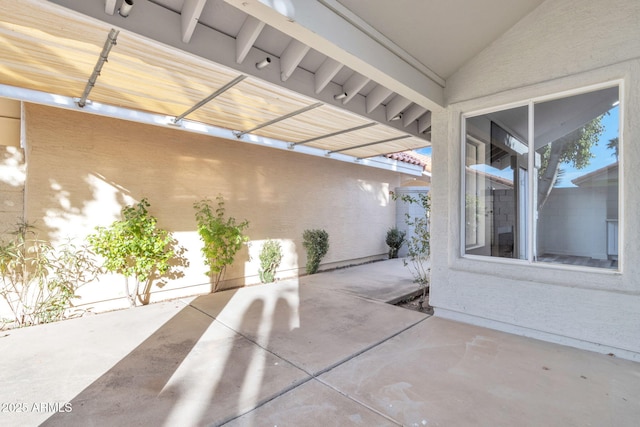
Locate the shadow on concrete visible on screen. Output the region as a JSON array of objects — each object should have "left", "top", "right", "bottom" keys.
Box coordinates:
[
  {"left": 40, "top": 282, "right": 306, "bottom": 427},
  {"left": 37, "top": 290, "right": 242, "bottom": 425}
]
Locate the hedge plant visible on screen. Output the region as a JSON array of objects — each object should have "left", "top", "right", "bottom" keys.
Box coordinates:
[
  {"left": 258, "top": 239, "right": 283, "bottom": 283},
  {"left": 385, "top": 227, "right": 406, "bottom": 259},
  {"left": 302, "top": 229, "right": 329, "bottom": 274}
]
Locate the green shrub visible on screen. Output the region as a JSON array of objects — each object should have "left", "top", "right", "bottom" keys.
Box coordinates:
[
  {"left": 0, "top": 223, "right": 101, "bottom": 327},
  {"left": 88, "top": 198, "right": 182, "bottom": 306},
  {"left": 258, "top": 239, "right": 283, "bottom": 283},
  {"left": 395, "top": 192, "right": 431, "bottom": 304},
  {"left": 302, "top": 229, "right": 329, "bottom": 274},
  {"left": 194, "top": 195, "right": 249, "bottom": 292},
  {"left": 385, "top": 227, "right": 406, "bottom": 258}
]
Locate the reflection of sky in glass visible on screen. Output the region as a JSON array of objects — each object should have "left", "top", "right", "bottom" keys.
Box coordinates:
[
  {"left": 555, "top": 105, "right": 619, "bottom": 188},
  {"left": 417, "top": 106, "right": 619, "bottom": 188},
  {"left": 469, "top": 164, "right": 514, "bottom": 182}
]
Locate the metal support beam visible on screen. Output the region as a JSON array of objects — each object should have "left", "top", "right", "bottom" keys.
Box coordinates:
[
  {"left": 236, "top": 16, "right": 265, "bottom": 63},
  {"left": 366, "top": 85, "right": 392, "bottom": 114},
  {"left": 181, "top": 0, "right": 208, "bottom": 43},
  {"left": 77, "top": 28, "right": 119, "bottom": 108},
  {"left": 105, "top": 0, "right": 116, "bottom": 15},
  {"left": 386, "top": 95, "right": 412, "bottom": 121},
  {"left": 234, "top": 102, "right": 323, "bottom": 137},
  {"left": 328, "top": 135, "right": 411, "bottom": 154},
  {"left": 174, "top": 74, "right": 247, "bottom": 123},
  {"left": 314, "top": 58, "right": 342, "bottom": 94},
  {"left": 292, "top": 122, "right": 376, "bottom": 146},
  {"left": 280, "top": 39, "right": 310, "bottom": 81},
  {"left": 418, "top": 111, "right": 432, "bottom": 134},
  {"left": 341, "top": 73, "right": 370, "bottom": 105},
  {"left": 403, "top": 104, "right": 428, "bottom": 127},
  {"left": 222, "top": 0, "right": 444, "bottom": 109}
]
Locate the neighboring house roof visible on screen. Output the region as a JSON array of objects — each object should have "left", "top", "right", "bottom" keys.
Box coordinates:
[
  {"left": 386, "top": 150, "right": 432, "bottom": 177},
  {"left": 408, "top": 151, "right": 432, "bottom": 174},
  {"left": 386, "top": 151, "right": 425, "bottom": 167},
  {"left": 571, "top": 162, "right": 619, "bottom": 186}
]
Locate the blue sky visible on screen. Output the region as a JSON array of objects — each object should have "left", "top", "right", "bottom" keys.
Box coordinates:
[
  {"left": 557, "top": 105, "right": 619, "bottom": 187},
  {"left": 416, "top": 146, "right": 431, "bottom": 156},
  {"left": 417, "top": 105, "right": 619, "bottom": 187}
]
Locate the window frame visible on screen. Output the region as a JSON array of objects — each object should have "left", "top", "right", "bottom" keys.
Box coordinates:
[{"left": 460, "top": 81, "right": 624, "bottom": 273}]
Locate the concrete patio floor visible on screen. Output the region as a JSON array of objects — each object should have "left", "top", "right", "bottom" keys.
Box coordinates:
[{"left": 1, "top": 259, "right": 639, "bottom": 426}]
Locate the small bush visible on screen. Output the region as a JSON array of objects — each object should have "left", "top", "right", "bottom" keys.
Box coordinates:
[
  {"left": 398, "top": 192, "right": 431, "bottom": 303},
  {"left": 302, "top": 229, "right": 329, "bottom": 275},
  {"left": 88, "top": 198, "right": 181, "bottom": 306},
  {"left": 258, "top": 239, "right": 283, "bottom": 283},
  {"left": 194, "top": 195, "right": 249, "bottom": 292},
  {"left": 0, "top": 223, "right": 101, "bottom": 328},
  {"left": 385, "top": 227, "right": 406, "bottom": 258}
]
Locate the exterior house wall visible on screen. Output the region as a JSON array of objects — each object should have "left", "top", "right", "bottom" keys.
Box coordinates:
[
  {"left": 15, "top": 103, "right": 404, "bottom": 313},
  {"left": 0, "top": 99, "right": 23, "bottom": 228},
  {"left": 431, "top": 0, "right": 640, "bottom": 360}
]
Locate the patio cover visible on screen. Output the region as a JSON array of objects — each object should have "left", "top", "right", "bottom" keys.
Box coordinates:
[{"left": 0, "top": 0, "right": 436, "bottom": 173}]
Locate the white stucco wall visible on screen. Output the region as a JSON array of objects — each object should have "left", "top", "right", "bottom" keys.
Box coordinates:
[
  {"left": 538, "top": 187, "right": 608, "bottom": 259},
  {"left": 431, "top": 0, "right": 640, "bottom": 360},
  {"left": 12, "top": 103, "right": 406, "bottom": 313}
]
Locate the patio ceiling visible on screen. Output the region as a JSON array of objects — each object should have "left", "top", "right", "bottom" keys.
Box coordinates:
[{"left": 0, "top": 0, "right": 544, "bottom": 167}]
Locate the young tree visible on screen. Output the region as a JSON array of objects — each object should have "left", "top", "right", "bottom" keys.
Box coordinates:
[
  {"left": 537, "top": 116, "right": 605, "bottom": 209},
  {"left": 392, "top": 191, "right": 431, "bottom": 308},
  {"left": 88, "top": 199, "right": 182, "bottom": 306},
  {"left": 194, "top": 196, "right": 249, "bottom": 292}
]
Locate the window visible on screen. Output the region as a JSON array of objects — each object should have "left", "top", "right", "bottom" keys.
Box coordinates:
[{"left": 463, "top": 85, "right": 620, "bottom": 270}]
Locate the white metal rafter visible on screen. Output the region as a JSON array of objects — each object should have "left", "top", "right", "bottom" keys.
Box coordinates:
[
  {"left": 181, "top": 0, "right": 207, "bottom": 43},
  {"left": 315, "top": 58, "right": 343, "bottom": 94},
  {"left": 280, "top": 39, "right": 310, "bottom": 82},
  {"left": 236, "top": 16, "right": 265, "bottom": 64},
  {"left": 341, "top": 73, "right": 370, "bottom": 105}
]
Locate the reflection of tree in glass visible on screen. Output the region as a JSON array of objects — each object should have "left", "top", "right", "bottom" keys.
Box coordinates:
[
  {"left": 607, "top": 137, "right": 619, "bottom": 161},
  {"left": 537, "top": 115, "right": 605, "bottom": 209}
]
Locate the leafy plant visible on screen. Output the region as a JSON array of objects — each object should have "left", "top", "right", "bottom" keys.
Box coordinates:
[
  {"left": 393, "top": 192, "right": 431, "bottom": 307},
  {"left": 302, "top": 229, "right": 329, "bottom": 275},
  {"left": 88, "top": 198, "right": 182, "bottom": 306},
  {"left": 0, "top": 223, "right": 101, "bottom": 328},
  {"left": 194, "top": 195, "right": 249, "bottom": 292},
  {"left": 537, "top": 115, "right": 605, "bottom": 208},
  {"left": 258, "top": 239, "right": 283, "bottom": 283},
  {"left": 385, "top": 227, "right": 406, "bottom": 259}
]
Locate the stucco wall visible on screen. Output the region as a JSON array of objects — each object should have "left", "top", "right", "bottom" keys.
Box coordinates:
[
  {"left": 19, "top": 103, "right": 403, "bottom": 312},
  {"left": 431, "top": 0, "right": 640, "bottom": 360},
  {"left": 538, "top": 186, "right": 608, "bottom": 259},
  {"left": 446, "top": 0, "right": 640, "bottom": 104},
  {"left": 0, "top": 99, "right": 23, "bottom": 229}
]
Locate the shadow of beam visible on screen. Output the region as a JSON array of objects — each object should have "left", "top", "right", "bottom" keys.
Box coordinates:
[{"left": 41, "top": 291, "right": 237, "bottom": 426}]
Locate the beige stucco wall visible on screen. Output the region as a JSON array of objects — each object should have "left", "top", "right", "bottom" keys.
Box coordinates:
[
  {"left": 0, "top": 99, "right": 23, "bottom": 230},
  {"left": 19, "top": 103, "right": 404, "bottom": 312},
  {"left": 431, "top": 0, "right": 640, "bottom": 360}
]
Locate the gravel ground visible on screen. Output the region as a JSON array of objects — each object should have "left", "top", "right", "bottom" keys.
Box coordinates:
[{"left": 394, "top": 292, "right": 433, "bottom": 315}]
